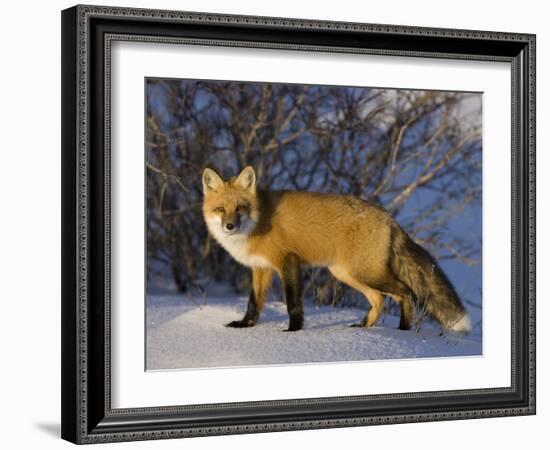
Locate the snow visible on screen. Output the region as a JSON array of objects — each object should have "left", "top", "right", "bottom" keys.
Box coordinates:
[{"left": 146, "top": 284, "right": 482, "bottom": 371}]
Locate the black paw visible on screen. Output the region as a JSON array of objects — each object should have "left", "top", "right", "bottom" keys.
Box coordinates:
[
  {"left": 284, "top": 320, "right": 303, "bottom": 332},
  {"left": 226, "top": 320, "right": 254, "bottom": 328},
  {"left": 349, "top": 323, "right": 364, "bottom": 328}
]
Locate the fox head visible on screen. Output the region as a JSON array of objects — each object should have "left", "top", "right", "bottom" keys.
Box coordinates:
[{"left": 202, "top": 166, "right": 259, "bottom": 237}]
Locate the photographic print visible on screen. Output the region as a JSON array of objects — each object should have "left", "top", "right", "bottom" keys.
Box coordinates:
[
  {"left": 145, "top": 78, "right": 483, "bottom": 371},
  {"left": 61, "top": 7, "right": 535, "bottom": 442}
]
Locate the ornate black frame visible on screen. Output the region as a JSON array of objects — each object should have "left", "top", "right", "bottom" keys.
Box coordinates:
[{"left": 61, "top": 4, "right": 536, "bottom": 444}]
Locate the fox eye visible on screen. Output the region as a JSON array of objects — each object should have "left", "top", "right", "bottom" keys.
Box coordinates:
[
  {"left": 215, "top": 206, "right": 225, "bottom": 213},
  {"left": 236, "top": 204, "right": 247, "bottom": 212}
]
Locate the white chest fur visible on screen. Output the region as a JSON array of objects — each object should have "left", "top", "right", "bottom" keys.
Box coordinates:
[{"left": 205, "top": 218, "right": 272, "bottom": 269}]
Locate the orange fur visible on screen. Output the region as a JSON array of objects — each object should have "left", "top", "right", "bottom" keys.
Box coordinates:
[{"left": 202, "top": 166, "right": 469, "bottom": 332}]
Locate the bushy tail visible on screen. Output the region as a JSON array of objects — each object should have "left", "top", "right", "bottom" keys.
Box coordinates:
[{"left": 389, "top": 224, "right": 471, "bottom": 333}]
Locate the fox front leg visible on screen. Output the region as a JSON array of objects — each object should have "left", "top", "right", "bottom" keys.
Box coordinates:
[
  {"left": 281, "top": 253, "right": 304, "bottom": 331},
  {"left": 226, "top": 268, "right": 272, "bottom": 328}
]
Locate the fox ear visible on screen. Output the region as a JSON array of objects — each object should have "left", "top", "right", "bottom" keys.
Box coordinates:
[
  {"left": 202, "top": 168, "right": 223, "bottom": 194},
  {"left": 234, "top": 166, "right": 256, "bottom": 192}
]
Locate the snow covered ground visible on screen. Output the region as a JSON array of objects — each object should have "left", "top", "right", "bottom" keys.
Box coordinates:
[{"left": 146, "top": 284, "right": 482, "bottom": 371}]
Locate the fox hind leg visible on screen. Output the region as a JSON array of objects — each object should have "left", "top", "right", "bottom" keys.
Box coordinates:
[
  {"left": 329, "top": 265, "right": 384, "bottom": 328},
  {"left": 352, "top": 287, "right": 385, "bottom": 328},
  {"left": 389, "top": 293, "right": 413, "bottom": 331},
  {"left": 364, "top": 288, "right": 385, "bottom": 327},
  {"left": 354, "top": 267, "right": 415, "bottom": 331},
  {"left": 330, "top": 264, "right": 414, "bottom": 330},
  {"left": 373, "top": 279, "right": 414, "bottom": 331}
]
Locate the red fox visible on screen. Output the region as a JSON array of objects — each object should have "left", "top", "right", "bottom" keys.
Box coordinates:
[{"left": 202, "top": 166, "right": 471, "bottom": 333}]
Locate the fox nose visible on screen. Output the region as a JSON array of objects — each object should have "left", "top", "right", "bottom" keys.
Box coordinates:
[{"left": 225, "top": 223, "right": 235, "bottom": 231}]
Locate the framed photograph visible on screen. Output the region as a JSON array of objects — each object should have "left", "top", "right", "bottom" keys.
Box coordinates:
[{"left": 61, "top": 4, "right": 536, "bottom": 444}]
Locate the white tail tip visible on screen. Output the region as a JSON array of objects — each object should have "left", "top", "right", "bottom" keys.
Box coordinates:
[{"left": 450, "top": 314, "right": 471, "bottom": 333}]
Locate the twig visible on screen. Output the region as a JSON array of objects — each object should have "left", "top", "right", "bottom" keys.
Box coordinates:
[{"left": 146, "top": 161, "right": 189, "bottom": 192}]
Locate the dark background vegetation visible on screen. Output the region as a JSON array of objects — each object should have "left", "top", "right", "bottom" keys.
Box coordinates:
[{"left": 145, "top": 78, "right": 482, "bottom": 316}]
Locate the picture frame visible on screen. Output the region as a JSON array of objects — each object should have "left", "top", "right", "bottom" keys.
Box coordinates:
[{"left": 61, "top": 4, "right": 536, "bottom": 444}]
